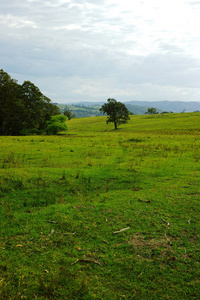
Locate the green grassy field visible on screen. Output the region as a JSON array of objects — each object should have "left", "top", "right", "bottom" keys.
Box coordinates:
[{"left": 0, "top": 113, "right": 200, "bottom": 299}]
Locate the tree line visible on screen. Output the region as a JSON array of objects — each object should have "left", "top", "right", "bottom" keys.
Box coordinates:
[
  {"left": 1, "top": 69, "right": 172, "bottom": 135},
  {"left": 0, "top": 69, "right": 61, "bottom": 135}
]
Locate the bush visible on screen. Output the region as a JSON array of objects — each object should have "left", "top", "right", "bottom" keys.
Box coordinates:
[{"left": 45, "top": 115, "right": 68, "bottom": 135}]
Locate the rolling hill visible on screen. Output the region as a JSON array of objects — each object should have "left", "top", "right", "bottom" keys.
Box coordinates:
[{"left": 56, "top": 100, "right": 200, "bottom": 118}]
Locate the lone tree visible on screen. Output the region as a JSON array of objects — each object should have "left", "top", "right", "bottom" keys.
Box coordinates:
[
  {"left": 145, "top": 107, "right": 159, "bottom": 115},
  {"left": 64, "top": 108, "right": 76, "bottom": 120},
  {"left": 100, "top": 98, "right": 130, "bottom": 129}
]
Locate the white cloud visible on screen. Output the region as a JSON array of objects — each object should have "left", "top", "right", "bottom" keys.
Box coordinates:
[
  {"left": 0, "top": 14, "right": 37, "bottom": 29},
  {"left": 1, "top": 0, "right": 200, "bottom": 103}
]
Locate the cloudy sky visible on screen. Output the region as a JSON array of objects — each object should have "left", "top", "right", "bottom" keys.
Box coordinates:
[{"left": 1, "top": 0, "right": 200, "bottom": 103}]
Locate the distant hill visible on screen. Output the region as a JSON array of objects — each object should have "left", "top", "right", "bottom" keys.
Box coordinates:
[
  {"left": 125, "top": 104, "right": 163, "bottom": 115},
  {"left": 125, "top": 100, "right": 200, "bottom": 113},
  {"left": 57, "top": 103, "right": 148, "bottom": 117},
  {"left": 57, "top": 100, "right": 200, "bottom": 118},
  {"left": 57, "top": 104, "right": 103, "bottom": 118}
]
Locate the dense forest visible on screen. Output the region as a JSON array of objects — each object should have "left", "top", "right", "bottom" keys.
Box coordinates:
[{"left": 0, "top": 69, "right": 60, "bottom": 135}]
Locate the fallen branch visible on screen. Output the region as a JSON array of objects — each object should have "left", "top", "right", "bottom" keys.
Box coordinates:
[
  {"left": 71, "top": 259, "right": 79, "bottom": 266},
  {"left": 164, "top": 233, "right": 172, "bottom": 245},
  {"left": 48, "top": 229, "right": 54, "bottom": 236},
  {"left": 113, "top": 227, "right": 130, "bottom": 235},
  {"left": 103, "top": 240, "right": 109, "bottom": 245},
  {"left": 138, "top": 199, "right": 151, "bottom": 203},
  {"left": 46, "top": 220, "right": 58, "bottom": 224},
  {"left": 41, "top": 251, "right": 50, "bottom": 256},
  {"left": 62, "top": 232, "right": 76, "bottom": 235}
]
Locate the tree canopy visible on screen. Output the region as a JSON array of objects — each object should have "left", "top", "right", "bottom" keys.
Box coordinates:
[
  {"left": 64, "top": 108, "right": 76, "bottom": 120},
  {"left": 100, "top": 98, "right": 130, "bottom": 129},
  {"left": 145, "top": 107, "right": 159, "bottom": 115},
  {"left": 0, "top": 69, "right": 60, "bottom": 135},
  {"left": 45, "top": 115, "right": 68, "bottom": 135}
]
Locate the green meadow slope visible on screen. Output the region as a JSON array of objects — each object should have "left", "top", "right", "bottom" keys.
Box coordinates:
[{"left": 0, "top": 113, "right": 200, "bottom": 299}]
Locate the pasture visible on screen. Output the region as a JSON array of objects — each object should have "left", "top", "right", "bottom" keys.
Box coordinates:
[{"left": 0, "top": 112, "right": 200, "bottom": 299}]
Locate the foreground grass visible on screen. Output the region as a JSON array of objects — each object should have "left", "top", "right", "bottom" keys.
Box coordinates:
[{"left": 0, "top": 113, "right": 200, "bottom": 299}]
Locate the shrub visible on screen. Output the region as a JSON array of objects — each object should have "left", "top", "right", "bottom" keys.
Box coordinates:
[{"left": 45, "top": 115, "right": 68, "bottom": 135}]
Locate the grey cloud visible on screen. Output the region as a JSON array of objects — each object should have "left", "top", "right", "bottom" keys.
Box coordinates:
[
  {"left": 1, "top": 0, "right": 200, "bottom": 103},
  {"left": 0, "top": 33, "right": 121, "bottom": 79},
  {"left": 158, "top": 43, "right": 185, "bottom": 54},
  {"left": 120, "top": 52, "right": 200, "bottom": 88}
]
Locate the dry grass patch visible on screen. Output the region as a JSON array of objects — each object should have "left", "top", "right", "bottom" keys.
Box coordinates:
[{"left": 128, "top": 234, "right": 173, "bottom": 249}]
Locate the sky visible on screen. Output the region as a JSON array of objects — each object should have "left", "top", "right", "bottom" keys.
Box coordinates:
[{"left": 1, "top": 0, "right": 200, "bottom": 103}]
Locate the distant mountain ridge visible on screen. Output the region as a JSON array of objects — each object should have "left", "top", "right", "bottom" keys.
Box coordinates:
[
  {"left": 57, "top": 100, "right": 200, "bottom": 118},
  {"left": 124, "top": 100, "right": 200, "bottom": 113}
]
